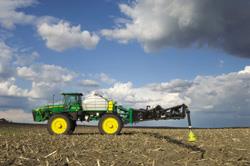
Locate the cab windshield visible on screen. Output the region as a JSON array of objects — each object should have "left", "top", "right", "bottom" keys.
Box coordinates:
[{"left": 64, "top": 95, "right": 81, "bottom": 105}]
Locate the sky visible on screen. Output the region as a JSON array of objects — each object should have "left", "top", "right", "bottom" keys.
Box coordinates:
[{"left": 0, "top": 0, "right": 250, "bottom": 127}]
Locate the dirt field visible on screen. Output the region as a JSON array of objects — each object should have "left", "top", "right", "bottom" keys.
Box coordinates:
[{"left": 0, "top": 124, "right": 249, "bottom": 166}]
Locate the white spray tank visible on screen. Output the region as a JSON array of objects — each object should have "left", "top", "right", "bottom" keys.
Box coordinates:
[{"left": 82, "top": 92, "right": 109, "bottom": 111}]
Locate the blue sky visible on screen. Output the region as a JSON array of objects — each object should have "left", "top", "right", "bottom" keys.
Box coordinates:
[
  {"left": 10, "top": 0, "right": 249, "bottom": 84},
  {"left": 0, "top": 0, "right": 250, "bottom": 127}
]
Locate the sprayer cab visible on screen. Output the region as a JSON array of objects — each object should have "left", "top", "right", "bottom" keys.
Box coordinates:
[{"left": 62, "top": 93, "right": 83, "bottom": 106}]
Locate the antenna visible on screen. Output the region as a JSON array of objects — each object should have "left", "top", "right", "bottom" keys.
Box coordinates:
[{"left": 52, "top": 94, "right": 55, "bottom": 106}]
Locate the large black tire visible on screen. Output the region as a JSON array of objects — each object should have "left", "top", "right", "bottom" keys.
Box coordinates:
[
  {"left": 69, "top": 120, "right": 76, "bottom": 134},
  {"left": 47, "top": 114, "right": 72, "bottom": 135},
  {"left": 98, "top": 114, "right": 123, "bottom": 135}
]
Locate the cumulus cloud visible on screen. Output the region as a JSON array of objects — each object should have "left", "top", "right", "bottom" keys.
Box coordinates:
[
  {"left": 0, "top": 41, "right": 79, "bottom": 120},
  {"left": 0, "top": 78, "right": 28, "bottom": 97},
  {"left": 80, "top": 73, "right": 116, "bottom": 88},
  {"left": 0, "top": 0, "right": 36, "bottom": 29},
  {"left": 0, "top": 41, "right": 79, "bottom": 114},
  {"left": 0, "top": 41, "right": 12, "bottom": 62},
  {"left": 99, "top": 73, "right": 116, "bottom": 84},
  {"left": 17, "top": 64, "right": 78, "bottom": 98},
  {"left": 100, "top": 67, "right": 250, "bottom": 117},
  {"left": 0, "top": 109, "right": 33, "bottom": 123},
  {"left": 16, "top": 63, "right": 79, "bottom": 104},
  {"left": 0, "top": 41, "right": 36, "bottom": 113},
  {"left": 100, "top": 82, "right": 190, "bottom": 108},
  {"left": 37, "top": 21, "right": 100, "bottom": 51},
  {"left": 17, "top": 64, "right": 77, "bottom": 83},
  {"left": 14, "top": 51, "right": 39, "bottom": 66},
  {"left": 102, "top": 0, "right": 250, "bottom": 57},
  {"left": 147, "top": 79, "right": 192, "bottom": 93},
  {"left": 238, "top": 66, "right": 250, "bottom": 74},
  {"left": 186, "top": 70, "right": 250, "bottom": 113},
  {"left": 0, "top": 1, "right": 100, "bottom": 52},
  {"left": 0, "top": 41, "right": 15, "bottom": 80},
  {"left": 1, "top": 63, "right": 250, "bottom": 124},
  {"left": 0, "top": 77, "right": 32, "bottom": 113},
  {"left": 80, "top": 79, "right": 99, "bottom": 87},
  {"left": 28, "top": 82, "right": 61, "bottom": 99}
]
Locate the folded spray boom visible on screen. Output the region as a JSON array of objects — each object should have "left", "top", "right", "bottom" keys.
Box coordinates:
[{"left": 118, "top": 104, "right": 197, "bottom": 141}]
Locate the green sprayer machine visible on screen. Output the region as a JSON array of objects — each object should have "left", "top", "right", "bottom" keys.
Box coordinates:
[{"left": 32, "top": 93, "right": 197, "bottom": 141}]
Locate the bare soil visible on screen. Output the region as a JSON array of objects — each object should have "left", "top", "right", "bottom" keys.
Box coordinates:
[{"left": 0, "top": 124, "right": 249, "bottom": 166}]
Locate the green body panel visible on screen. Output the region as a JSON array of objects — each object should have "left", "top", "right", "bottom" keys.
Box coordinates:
[{"left": 32, "top": 103, "right": 81, "bottom": 121}]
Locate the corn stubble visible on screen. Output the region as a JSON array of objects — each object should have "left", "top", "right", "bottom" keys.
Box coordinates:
[{"left": 0, "top": 124, "right": 249, "bottom": 166}]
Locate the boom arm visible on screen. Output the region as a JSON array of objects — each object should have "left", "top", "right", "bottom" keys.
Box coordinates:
[{"left": 118, "top": 104, "right": 193, "bottom": 129}]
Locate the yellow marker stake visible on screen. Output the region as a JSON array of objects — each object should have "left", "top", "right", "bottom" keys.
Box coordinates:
[{"left": 188, "top": 130, "right": 197, "bottom": 142}]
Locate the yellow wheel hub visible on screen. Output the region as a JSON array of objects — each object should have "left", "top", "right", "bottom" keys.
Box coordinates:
[
  {"left": 102, "top": 117, "right": 119, "bottom": 134},
  {"left": 51, "top": 118, "right": 67, "bottom": 134}
]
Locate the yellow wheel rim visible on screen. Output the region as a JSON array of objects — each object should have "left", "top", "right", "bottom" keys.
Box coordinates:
[
  {"left": 51, "top": 118, "right": 67, "bottom": 134},
  {"left": 102, "top": 117, "right": 119, "bottom": 134}
]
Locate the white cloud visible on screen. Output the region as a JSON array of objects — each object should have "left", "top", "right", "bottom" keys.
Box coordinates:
[
  {"left": 102, "top": 0, "right": 250, "bottom": 57},
  {"left": 0, "top": 109, "right": 33, "bottom": 123},
  {"left": 1, "top": 61, "right": 250, "bottom": 124},
  {"left": 14, "top": 51, "right": 39, "bottom": 66},
  {"left": 101, "top": 0, "right": 197, "bottom": 50},
  {"left": 147, "top": 79, "right": 192, "bottom": 93},
  {"left": 0, "top": 41, "right": 77, "bottom": 116},
  {"left": 0, "top": 41, "right": 32, "bottom": 111},
  {"left": 0, "top": 41, "right": 15, "bottom": 80},
  {"left": 16, "top": 66, "right": 35, "bottom": 78},
  {"left": 186, "top": 70, "right": 250, "bottom": 114},
  {"left": 17, "top": 64, "right": 78, "bottom": 98},
  {"left": 80, "top": 73, "right": 116, "bottom": 87},
  {"left": 17, "top": 64, "right": 77, "bottom": 83},
  {"left": 81, "top": 79, "right": 99, "bottom": 87},
  {"left": 28, "top": 81, "right": 60, "bottom": 99},
  {"left": 100, "top": 82, "right": 190, "bottom": 108},
  {"left": 0, "top": 0, "right": 36, "bottom": 29},
  {"left": 0, "top": 78, "right": 28, "bottom": 97},
  {"left": 37, "top": 21, "right": 100, "bottom": 51},
  {"left": 0, "top": 1, "right": 100, "bottom": 52},
  {"left": 99, "top": 73, "right": 116, "bottom": 84},
  {"left": 0, "top": 41, "right": 12, "bottom": 62},
  {"left": 238, "top": 66, "right": 250, "bottom": 74},
  {"left": 100, "top": 67, "right": 250, "bottom": 116}
]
